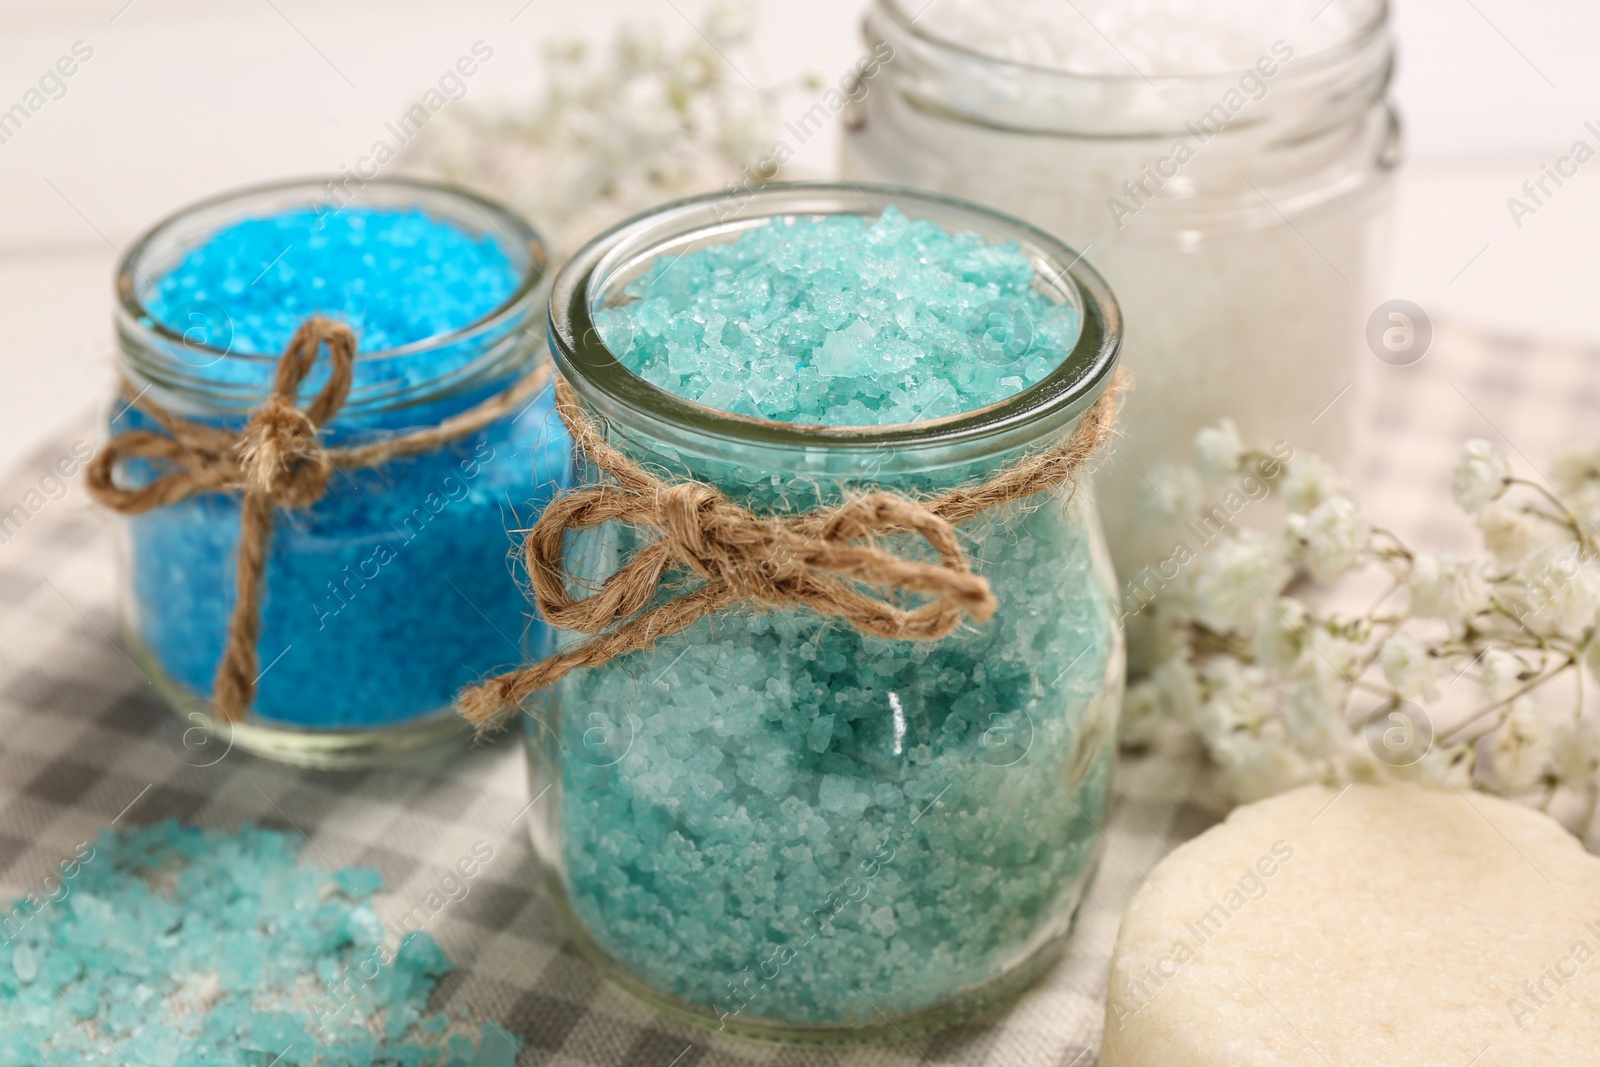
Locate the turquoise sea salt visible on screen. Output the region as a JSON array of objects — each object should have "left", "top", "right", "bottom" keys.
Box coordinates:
[
  {"left": 0, "top": 822, "right": 518, "bottom": 1066},
  {"left": 118, "top": 199, "right": 566, "bottom": 733},
  {"left": 553, "top": 514, "right": 1116, "bottom": 1026},
  {"left": 536, "top": 202, "right": 1120, "bottom": 1030},
  {"left": 596, "top": 206, "right": 1080, "bottom": 424}
]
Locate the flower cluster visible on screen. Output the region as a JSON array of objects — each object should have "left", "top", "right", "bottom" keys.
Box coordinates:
[
  {"left": 1123, "top": 425, "right": 1600, "bottom": 826},
  {"left": 406, "top": 1, "right": 787, "bottom": 257}
]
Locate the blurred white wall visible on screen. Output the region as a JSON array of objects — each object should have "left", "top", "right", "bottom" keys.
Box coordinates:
[{"left": 0, "top": 0, "right": 1596, "bottom": 470}]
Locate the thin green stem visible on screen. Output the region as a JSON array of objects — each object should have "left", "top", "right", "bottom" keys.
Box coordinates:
[
  {"left": 1509, "top": 478, "right": 1599, "bottom": 555},
  {"left": 1438, "top": 657, "right": 1576, "bottom": 745}
]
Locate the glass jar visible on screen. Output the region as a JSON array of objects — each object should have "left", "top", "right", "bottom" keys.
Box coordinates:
[
  {"left": 522, "top": 184, "right": 1125, "bottom": 1041},
  {"left": 108, "top": 177, "right": 568, "bottom": 768},
  {"left": 844, "top": 0, "right": 1400, "bottom": 577}
]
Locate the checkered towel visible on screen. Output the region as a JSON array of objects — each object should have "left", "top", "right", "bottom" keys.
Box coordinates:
[{"left": 0, "top": 322, "right": 1589, "bottom": 1066}]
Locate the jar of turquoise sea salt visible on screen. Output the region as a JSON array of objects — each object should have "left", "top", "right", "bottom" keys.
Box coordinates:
[
  {"left": 98, "top": 177, "right": 567, "bottom": 768},
  {"left": 520, "top": 184, "right": 1124, "bottom": 1040}
]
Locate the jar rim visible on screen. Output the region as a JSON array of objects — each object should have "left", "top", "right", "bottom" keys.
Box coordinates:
[
  {"left": 115, "top": 174, "right": 549, "bottom": 365},
  {"left": 874, "top": 0, "right": 1391, "bottom": 84},
  {"left": 548, "top": 181, "right": 1122, "bottom": 454}
]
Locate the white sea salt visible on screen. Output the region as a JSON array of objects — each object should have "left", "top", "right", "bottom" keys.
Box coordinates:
[{"left": 916, "top": 0, "right": 1370, "bottom": 75}]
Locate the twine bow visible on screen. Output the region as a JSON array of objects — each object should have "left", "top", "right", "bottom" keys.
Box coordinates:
[
  {"left": 458, "top": 371, "right": 1127, "bottom": 732},
  {"left": 88, "top": 315, "right": 552, "bottom": 723}
]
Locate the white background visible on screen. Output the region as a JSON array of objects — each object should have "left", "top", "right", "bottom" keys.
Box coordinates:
[{"left": 0, "top": 0, "right": 1596, "bottom": 473}]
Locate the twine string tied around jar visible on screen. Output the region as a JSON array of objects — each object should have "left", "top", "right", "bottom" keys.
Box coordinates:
[
  {"left": 458, "top": 370, "right": 1128, "bottom": 733},
  {"left": 86, "top": 316, "right": 553, "bottom": 724}
]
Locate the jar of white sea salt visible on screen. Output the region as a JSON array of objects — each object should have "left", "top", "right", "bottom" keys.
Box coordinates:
[
  {"left": 520, "top": 184, "right": 1125, "bottom": 1041},
  {"left": 844, "top": 0, "right": 1399, "bottom": 576}
]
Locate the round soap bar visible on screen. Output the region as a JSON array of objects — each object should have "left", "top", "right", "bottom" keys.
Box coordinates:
[{"left": 1103, "top": 784, "right": 1600, "bottom": 1066}]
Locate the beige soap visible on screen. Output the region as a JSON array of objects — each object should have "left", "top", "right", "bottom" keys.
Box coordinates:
[{"left": 1102, "top": 784, "right": 1600, "bottom": 1066}]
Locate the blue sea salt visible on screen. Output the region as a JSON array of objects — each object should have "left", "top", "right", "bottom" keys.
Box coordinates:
[
  {"left": 145, "top": 208, "right": 519, "bottom": 356},
  {"left": 121, "top": 206, "right": 566, "bottom": 729},
  {"left": 0, "top": 822, "right": 520, "bottom": 1066},
  {"left": 544, "top": 208, "right": 1116, "bottom": 1027}
]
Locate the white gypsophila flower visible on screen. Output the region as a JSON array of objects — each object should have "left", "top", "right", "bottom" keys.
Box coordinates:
[
  {"left": 1281, "top": 453, "right": 1348, "bottom": 514},
  {"left": 1552, "top": 717, "right": 1600, "bottom": 787},
  {"left": 1570, "top": 485, "right": 1600, "bottom": 533},
  {"left": 1285, "top": 630, "right": 1359, "bottom": 756},
  {"left": 1476, "top": 503, "right": 1539, "bottom": 566},
  {"left": 1151, "top": 657, "right": 1202, "bottom": 728},
  {"left": 1194, "top": 419, "right": 1247, "bottom": 482},
  {"left": 1191, "top": 530, "right": 1291, "bottom": 635},
  {"left": 1408, "top": 553, "right": 1490, "bottom": 628},
  {"left": 1193, "top": 658, "right": 1275, "bottom": 741},
  {"left": 1479, "top": 648, "right": 1529, "bottom": 703},
  {"left": 1553, "top": 447, "right": 1600, "bottom": 529},
  {"left": 1304, "top": 629, "right": 1363, "bottom": 694},
  {"left": 614, "top": 22, "right": 663, "bottom": 72},
  {"left": 1190, "top": 693, "right": 1235, "bottom": 746},
  {"left": 1145, "top": 559, "right": 1201, "bottom": 627},
  {"left": 1138, "top": 462, "right": 1205, "bottom": 526},
  {"left": 1287, "top": 686, "right": 1355, "bottom": 760},
  {"left": 1284, "top": 511, "right": 1306, "bottom": 545},
  {"left": 704, "top": 0, "right": 758, "bottom": 44},
  {"left": 717, "top": 109, "right": 776, "bottom": 167},
  {"left": 1547, "top": 557, "right": 1598, "bottom": 637},
  {"left": 1513, "top": 545, "right": 1600, "bottom": 637},
  {"left": 406, "top": 2, "right": 783, "bottom": 259},
  {"left": 1118, "top": 679, "right": 1164, "bottom": 747},
  {"left": 1451, "top": 438, "right": 1512, "bottom": 514},
  {"left": 1380, "top": 632, "right": 1437, "bottom": 702},
  {"left": 1254, "top": 596, "right": 1310, "bottom": 671},
  {"left": 1289, "top": 495, "right": 1372, "bottom": 583},
  {"left": 1413, "top": 743, "right": 1476, "bottom": 790},
  {"left": 1488, "top": 700, "right": 1553, "bottom": 790}
]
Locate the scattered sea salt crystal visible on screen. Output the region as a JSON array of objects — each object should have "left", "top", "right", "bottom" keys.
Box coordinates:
[{"left": 0, "top": 822, "right": 519, "bottom": 1066}]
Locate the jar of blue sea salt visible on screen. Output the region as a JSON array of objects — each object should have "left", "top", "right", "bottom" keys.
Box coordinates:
[
  {"left": 522, "top": 184, "right": 1125, "bottom": 1040},
  {"left": 105, "top": 177, "right": 568, "bottom": 767}
]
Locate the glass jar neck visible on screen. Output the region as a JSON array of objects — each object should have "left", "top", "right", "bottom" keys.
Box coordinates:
[
  {"left": 116, "top": 302, "right": 546, "bottom": 435},
  {"left": 547, "top": 183, "right": 1122, "bottom": 501},
  {"left": 866, "top": 0, "right": 1393, "bottom": 145},
  {"left": 114, "top": 176, "right": 549, "bottom": 436},
  {"left": 854, "top": 3, "right": 1398, "bottom": 237}
]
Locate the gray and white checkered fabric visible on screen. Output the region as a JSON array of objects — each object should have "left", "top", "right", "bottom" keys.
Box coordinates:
[{"left": 0, "top": 322, "right": 1589, "bottom": 1066}]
